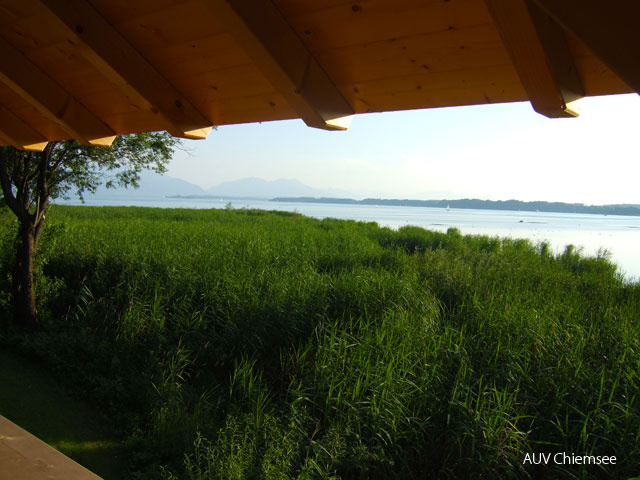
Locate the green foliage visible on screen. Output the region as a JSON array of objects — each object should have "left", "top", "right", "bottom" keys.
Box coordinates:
[
  {"left": 2, "top": 205, "right": 639, "bottom": 479},
  {"left": 0, "top": 133, "right": 180, "bottom": 328},
  {"left": 0, "top": 208, "right": 15, "bottom": 313},
  {"left": 0, "top": 133, "right": 179, "bottom": 204}
]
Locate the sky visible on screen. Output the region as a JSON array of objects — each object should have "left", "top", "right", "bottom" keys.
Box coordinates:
[{"left": 167, "top": 94, "right": 640, "bottom": 205}]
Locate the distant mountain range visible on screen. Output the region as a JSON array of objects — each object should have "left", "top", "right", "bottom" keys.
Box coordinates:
[
  {"left": 203, "top": 177, "right": 349, "bottom": 198},
  {"left": 93, "top": 170, "right": 206, "bottom": 197},
  {"left": 87, "top": 173, "right": 640, "bottom": 216},
  {"left": 92, "top": 172, "right": 349, "bottom": 199}
]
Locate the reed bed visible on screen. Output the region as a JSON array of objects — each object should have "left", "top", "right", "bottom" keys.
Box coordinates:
[{"left": 1, "top": 205, "right": 638, "bottom": 479}]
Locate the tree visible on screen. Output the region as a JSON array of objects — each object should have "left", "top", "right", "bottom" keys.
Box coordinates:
[{"left": 0, "top": 132, "right": 180, "bottom": 328}]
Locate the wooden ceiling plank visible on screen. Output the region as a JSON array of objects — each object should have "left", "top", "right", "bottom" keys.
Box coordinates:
[
  {"left": 35, "top": 0, "right": 213, "bottom": 140},
  {"left": 201, "top": 0, "right": 354, "bottom": 130},
  {"left": 532, "top": 0, "right": 640, "bottom": 95},
  {"left": 0, "top": 35, "right": 115, "bottom": 146},
  {"left": 572, "top": 55, "right": 632, "bottom": 97},
  {"left": 0, "top": 106, "right": 49, "bottom": 151},
  {"left": 484, "top": 0, "right": 583, "bottom": 118},
  {"left": 340, "top": 63, "right": 527, "bottom": 111},
  {"left": 313, "top": 25, "right": 511, "bottom": 86},
  {"left": 0, "top": 131, "right": 11, "bottom": 147}
]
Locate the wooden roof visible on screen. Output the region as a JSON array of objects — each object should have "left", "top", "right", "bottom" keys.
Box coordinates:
[{"left": 0, "top": 0, "right": 637, "bottom": 150}]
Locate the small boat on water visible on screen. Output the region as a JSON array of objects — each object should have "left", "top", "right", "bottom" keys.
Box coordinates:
[{"left": 446, "top": 204, "right": 450, "bottom": 211}]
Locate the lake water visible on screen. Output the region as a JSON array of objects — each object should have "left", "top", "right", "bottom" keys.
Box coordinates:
[{"left": 57, "top": 195, "right": 640, "bottom": 281}]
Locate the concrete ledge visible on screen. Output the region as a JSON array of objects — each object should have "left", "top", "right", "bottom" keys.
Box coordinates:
[{"left": 0, "top": 415, "right": 102, "bottom": 480}]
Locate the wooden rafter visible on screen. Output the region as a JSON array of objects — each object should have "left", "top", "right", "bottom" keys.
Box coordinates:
[
  {"left": 0, "top": 0, "right": 634, "bottom": 147},
  {"left": 0, "top": 106, "right": 48, "bottom": 151},
  {"left": 532, "top": 0, "right": 640, "bottom": 95},
  {"left": 36, "top": 0, "right": 213, "bottom": 140},
  {"left": 485, "top": 0, "right": 583, "bottom": 118},
  {"left": 202, "top": 0, "right": 354, "bottom": 130},
  {"left": 0, "top": 36, "right": 115, "bottom": 146}
]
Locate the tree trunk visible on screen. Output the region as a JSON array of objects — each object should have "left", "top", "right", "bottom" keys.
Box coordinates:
[{"left": 12, "top": 220, "right": 38, "bottom": 329}]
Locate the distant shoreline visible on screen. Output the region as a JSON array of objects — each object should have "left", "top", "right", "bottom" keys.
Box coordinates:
[{"left": 267, "top": 197, "right": 640, "bottom": 217}]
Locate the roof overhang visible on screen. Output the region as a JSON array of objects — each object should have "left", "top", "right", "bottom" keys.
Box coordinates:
[{"left": 0, "top": 0, "right": 637, "bottom": 150}]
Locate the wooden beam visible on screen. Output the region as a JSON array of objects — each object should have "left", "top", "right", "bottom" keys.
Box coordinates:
[
  {"left": 0, "top": 106, "right": 49, "bottom": 151},
  {"left": 0, "top": 36, "right": 115, "bottom": 146},
  {"left": 36, "top": 0, "right": 213, "bottom": 140},
  {"left": 485, "top": 0, "right": 583, "bottom": 118},
  {"left": 532, "top": 0, "right": 640, "bottom": 95},
  {"left": 201, "top": 0, "right": 354, "bottom": 130}
]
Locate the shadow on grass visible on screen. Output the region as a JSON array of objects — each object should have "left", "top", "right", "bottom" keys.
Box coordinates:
[{"left": 0, "top": 349, "right": 127, "bottom": 480}]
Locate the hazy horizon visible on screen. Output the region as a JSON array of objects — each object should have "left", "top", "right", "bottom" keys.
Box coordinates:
[
  {"left": 99, "top": 171, "right": 640, "bottom": 207},
  {"left": 166, "top": 94, "right": 640, "bottom": 205}
]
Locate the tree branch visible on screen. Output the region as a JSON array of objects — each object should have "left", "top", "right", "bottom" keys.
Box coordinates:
[
  {"left": 34, "top": 211, "right": 46, "bottom": 248},
  {"left": 51, "top": 142, "right": 75, "bottom": 172},
  {"left": 0, "top": 151, "right": 20, "bottom": 215},
  {"left": 35, "top": 144, "right": 51, "bottom": 227},
  {"left": 19, "top": 154, "right": 32, "bottom": 215}
]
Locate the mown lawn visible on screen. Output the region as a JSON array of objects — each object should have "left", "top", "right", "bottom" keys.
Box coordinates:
[{"left": 1, "top": 205, "right": 639, "bottom": 479}]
